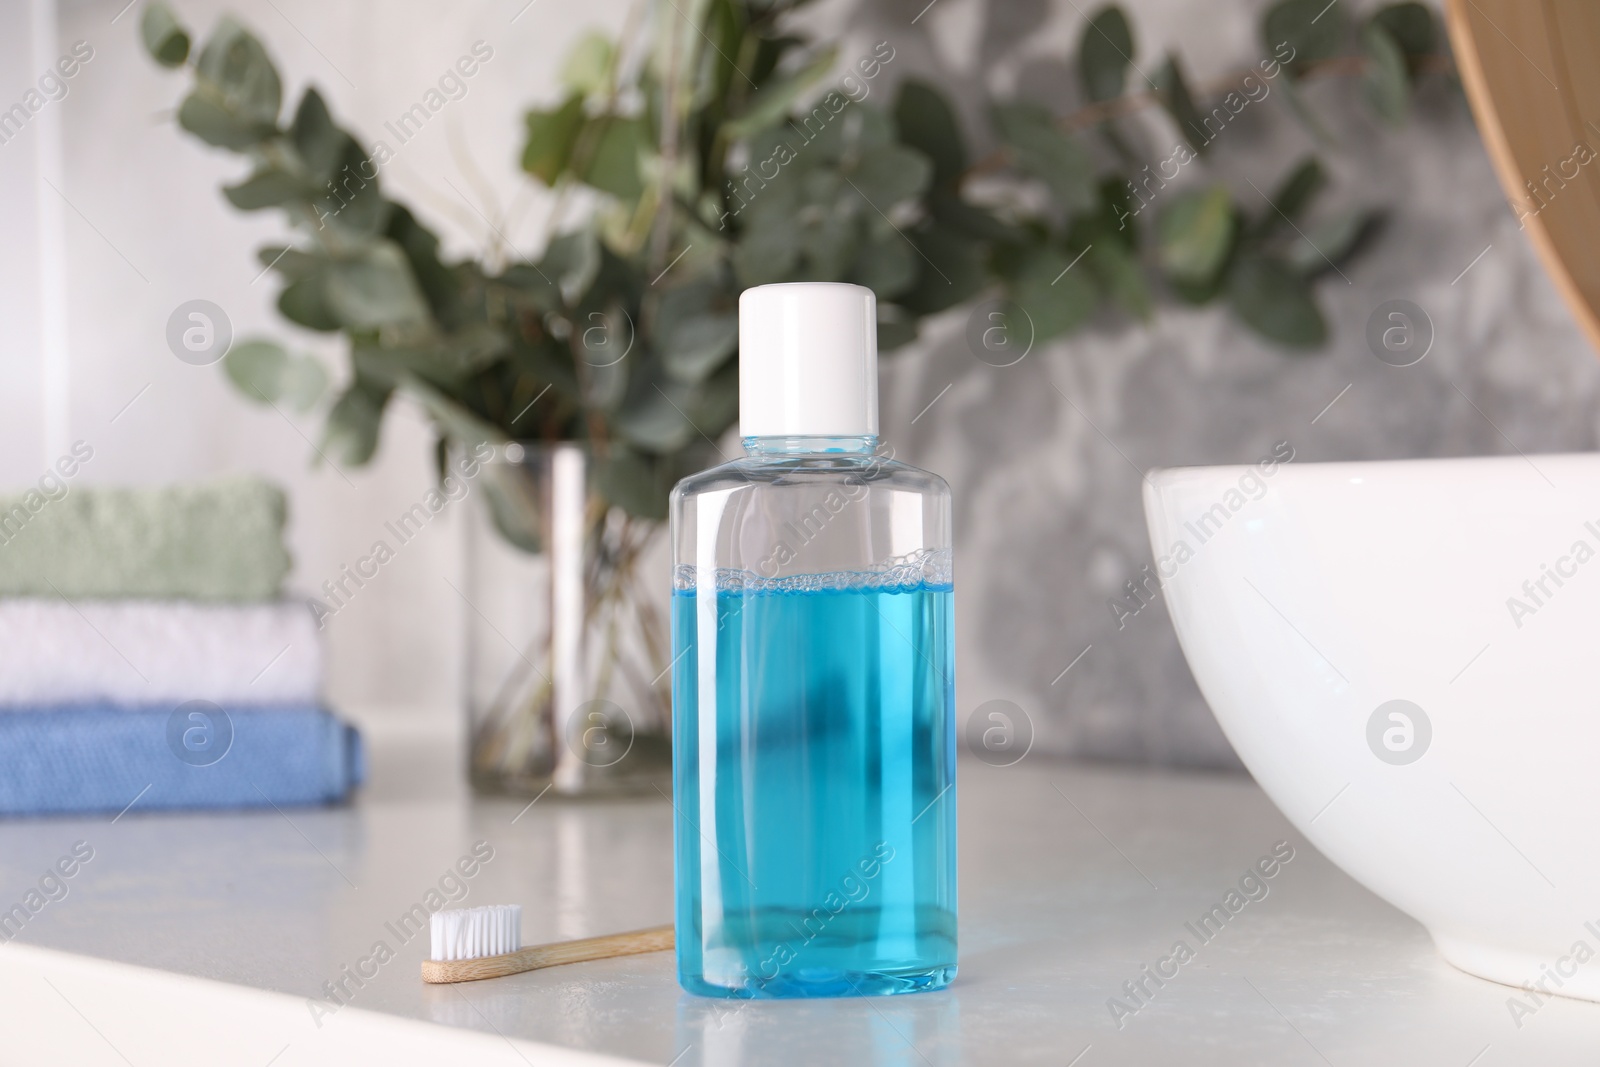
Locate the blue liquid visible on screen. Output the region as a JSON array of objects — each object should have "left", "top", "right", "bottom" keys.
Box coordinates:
[{"left": 671, "top": 579, "right": 957, "bottom": 999}]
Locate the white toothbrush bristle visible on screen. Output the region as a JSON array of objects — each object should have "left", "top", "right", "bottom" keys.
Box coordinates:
[{"left": 429, "top": 904, "right": 522, "bottom": 962}]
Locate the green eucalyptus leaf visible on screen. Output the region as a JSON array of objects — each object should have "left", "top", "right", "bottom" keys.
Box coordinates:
[
  {"left": 1262, "top": 0, "right": 1348, "bottom": 69},
  {"left": 734, "top": 164, "right": 845, "bottom": 284},
  {"left": 1228, "top": 255, "right": 1326, "bottom": 348},
  {"left": 569, "top": 250, "right": 645, "bottom": 357},
  {"left": 402, "top": 375, "right": 506, "bottom": 454},
  {"left": 992, "top": 102, "right": 1097, "bottom": 213},
  {"left": 561, "top": 31, "right": 615, "bottom": 96},
  {"left": 581, "top": 347, "right": 630, "bottom": 413},
  {"left": 578, "top": 116, "right": 646, "bottom": 201},
  {"left": 1087, "top": 240, "right": 1151, "bottom": 320},
  {"left": 832, "top": 93, "right": 896, "bottom": 153},
  {"left": 480, "top": 461, "right": 545, "bottom": 553},
  {"left": 1361, "top": 23, "right": 1410, "bottom": 124},
  {"left": 325, "top": 243, "right": 430, "bottom": 329},
  {"left": 356, "top": 326, "right": 508, "bottom": 388},
  {"left": 593, "top": 445, "right": 671, "bottom": 522},
  {"left": 1371, "top": 2, "right": 1435, "bottom": 57},
  {"left": 654, "top": 208, "right": 728, "bottom": 283},
  {"left": 851, "top": 103, "right": 902, "bottom": 154},
  {"left": 796, "top": 195, "right": 857, "bottom": 280},
  {"left": 849, "top": 144, "right": 933, "bottom": 208},
  {"left": 1168, "top": 263, "right": 1232, "bottom": 306},
  {"left": 541, "top": 229, "right": 602, "bottom": 302},
  {"left": 731, "top": 161, "right": 806, "bottom": 281},
  {"left": 722, "top": 45, "right": 839, "bottom": 140},
  {"left": 193, "top": 16, "right": 281, "bottom": 128},
  {"left": 290, "top": 88, "right": 345, "bottom": 184},
  {"left": 140, "top": 3, "right": 190, "bottom": 67},
  {"left": 322, "top": 375, "right": 391, "bottom": 466},
  {"left": 899, "top": 224, "right": 986, "bottom": 315},
  {"left": 1079, "top": 5, "right": 1135, "bottom": 103},
  {"left": 1158, "top": 185, "right": 1234, "bottom": 283},
  {"left": 893, "top": 80, "right": 967, "bottom": 186},
  {"left": 611, "top": 358, "right": 738, "bottom": 455},
  {"left": 657, "top": 280, "right": 739, "bottom": 383},
  {"left": 928, "top": 189, "right": 1021, "bottom": 243},
  {"left": 228, "top": 340, "right": 328, "bottom": 413},
  {"left": 734, "top": 217, "right": 803, "bottom": 287},
  {"left": 505, "top": 344, "right": 578, "bottom": 425},
  {"left": 384, "top": 204, "right": 453, "bottom": 316},
  {"left": 1078, "top": 175, "right": 1140, "bottom": 249},
  {"left": 765, "top": 100, "right": 846, "bottom": 164},
  {"left": 1009, "top": 244, "right": 1098, "bottom": 342},
  {"left": 852, "top": 237, "right": 918, "bottom": 298},
  {"left": 695, "top": 0, "right": 743, "bottom": 108},
  {"left": 309, "top": 137, "right": 388, "bottom": 238},
  {"left": 1274, "top": 70, "right": 1336, "bottom": 143},
  {"left": 613, "top": 377, "right": 700, "bottom": 454},
  {"left": 281, "top": 353, "right": 329, "bottom": 412},
  {"left": 257, "top": 245, "right": 322, "bottom": 281},
  {"left": 694, "top": 359, "right": 740, "bottom": 441},
  {"left": 1256, "top": 156, "right": 1325, "bottom": 237},
  {"left": 223, "top": 339, "right": 290, "bottom": 402},
  {"left": 222, "top": 166, "right": 306, "bottom": 210},
  {"left": 1287, "top": 208, "right": 1381, "bottom": 274},
  {"left": 847, "top": 98, "right": 900, "bottom": 153},
  {"left": 1154, "top": 54, "right": 1209, "bottom": 154},
  {"left": 522, "top": 94, "right": 585, "bottom": 186},
  {"left": 177, "top": 90, "right": 274, "bottom": 149},
  {"left": 501, "top": 265, "right": 565, "bottom": 317},
  {"left": 277, "top": 272, "right": 341, "bottom": 332}
]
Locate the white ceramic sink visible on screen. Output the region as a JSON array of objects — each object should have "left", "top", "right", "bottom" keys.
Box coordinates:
[{"left": 1145, "top": 451, "right": 1600, "bottom": 1003}]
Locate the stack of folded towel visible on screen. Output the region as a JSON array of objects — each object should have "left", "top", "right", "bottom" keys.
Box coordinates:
[{"left": 0, "top": 479, "right": 363, "bottom": 816}]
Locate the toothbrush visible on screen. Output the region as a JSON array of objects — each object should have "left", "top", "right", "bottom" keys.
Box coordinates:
[{"left": 421, "top": 905, "right": 674, "bottom": 984}]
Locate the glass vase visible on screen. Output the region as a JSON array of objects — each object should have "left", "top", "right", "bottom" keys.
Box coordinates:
[{"left": 464, "top": 442, "right": 673, "bottom": 798}]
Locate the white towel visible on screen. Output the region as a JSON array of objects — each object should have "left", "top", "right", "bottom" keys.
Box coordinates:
[{"left": 0, "top": 599, "right": 321, "bottom": 706}]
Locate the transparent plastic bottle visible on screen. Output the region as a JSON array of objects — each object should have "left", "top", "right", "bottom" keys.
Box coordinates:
[{"left": 670, "top": 283, "right": 957, "bottom": 999}]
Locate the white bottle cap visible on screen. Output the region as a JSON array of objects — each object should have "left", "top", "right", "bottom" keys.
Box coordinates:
[{"left": 739, "top": 282, "right": 878, "bottom": 438}]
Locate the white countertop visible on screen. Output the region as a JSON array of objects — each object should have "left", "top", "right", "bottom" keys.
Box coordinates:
[{"left": 3, "top": 723, "right": 1599, "bottom": 1066}]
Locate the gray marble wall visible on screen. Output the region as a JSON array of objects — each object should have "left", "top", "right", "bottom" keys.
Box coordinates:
[{"left": 848, "top": 0, "right": 1600, "bottom": 767}]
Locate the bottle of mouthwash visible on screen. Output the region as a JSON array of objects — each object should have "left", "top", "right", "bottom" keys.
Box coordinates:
[{"left": 670, "top": 282, "right": 957, "bottom": 999}]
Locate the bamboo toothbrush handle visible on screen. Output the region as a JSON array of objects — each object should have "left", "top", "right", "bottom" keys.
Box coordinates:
[{"left": 421, "top": 924, "right": 675, "bottom": 984}]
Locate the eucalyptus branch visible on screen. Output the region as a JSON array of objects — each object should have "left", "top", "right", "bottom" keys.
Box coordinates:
[
  {"left": 138, "top": 0, "right": 1453, "bottom": 531},
  {"left": 964, "top": 49, "right": 1456, "bottom": 182},
  {"left": 1062, "top": 50, "right": 1454, "bottom": 133},
  {"left": 539, "top": 0, "right": 648, "bottom": 250}
]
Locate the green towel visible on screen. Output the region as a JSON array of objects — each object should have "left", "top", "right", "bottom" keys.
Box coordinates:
[{"left": 0, "top": 478, "right": 291, "bottom": 601}]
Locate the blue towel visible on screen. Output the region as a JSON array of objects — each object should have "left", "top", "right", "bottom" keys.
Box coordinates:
[{"left": 0, "top": 704, "right": 363, "bottom": 816}]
